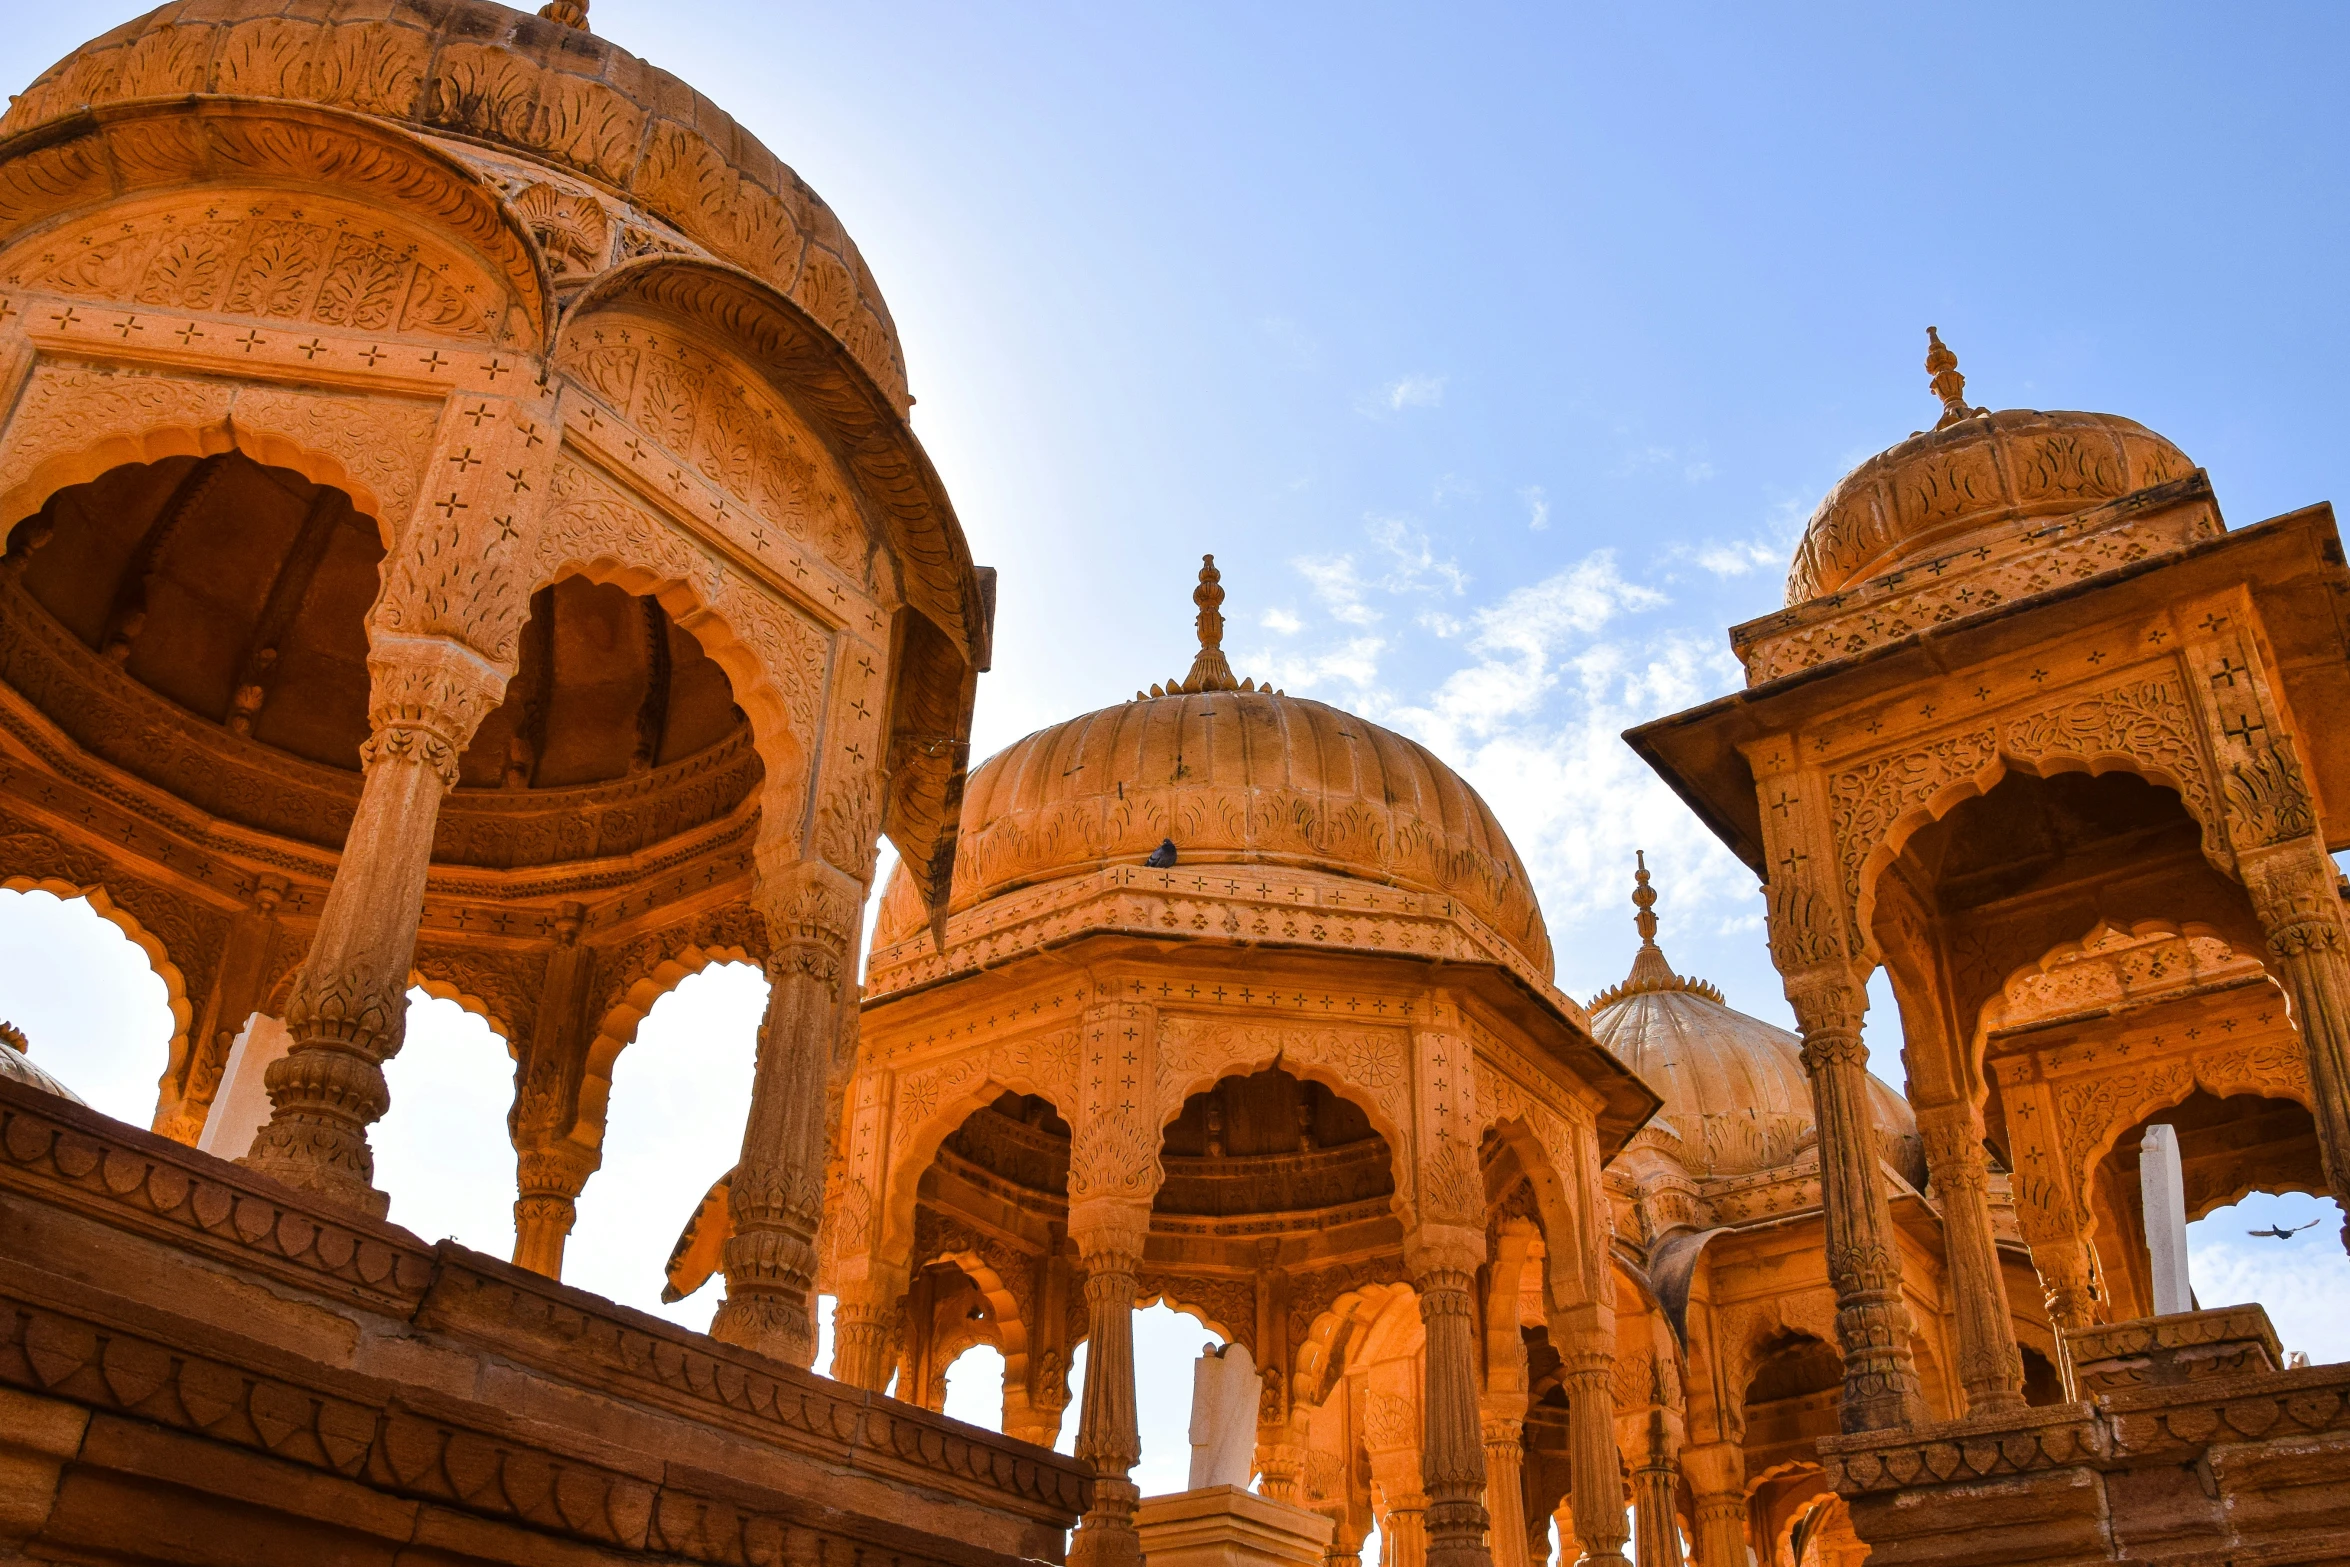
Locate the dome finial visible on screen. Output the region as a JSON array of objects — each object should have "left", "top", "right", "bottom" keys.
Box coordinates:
[
  {"left": 1925, "top": 326, "right": 1979, "bottom": 431},
  {"left": 1180, "top": 554, "right": 1241, "bottom": 693},
  {"left": 1625, "top": 851, "right": 1678, "bottom": 989},
  {"left": 537, "top": 0, "right": 590, "bottom": 30}
]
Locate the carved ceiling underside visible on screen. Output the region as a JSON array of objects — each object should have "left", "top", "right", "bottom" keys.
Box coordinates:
[{"left": 2, "top": 453, "right": 759, "bottom": 862}]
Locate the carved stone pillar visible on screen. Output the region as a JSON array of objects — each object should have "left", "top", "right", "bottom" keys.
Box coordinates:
[
  {"left": 1068, "top": 1201, "right": 1149, "bottom": 1567},
  {"left": 1258, "top": 1406, "right": 1312, "bottom": 1505},
  {"left": 1781, "top": 972, "right": 1929, "bottom": 1431},
  {"left": 510, "top": 906, "right": 595, "bottom": 1279},
  {"left": 710, "top": 860, "right": 860, "bottom": 1365},
  {"left": 2241, "top": 838, "right": 2350, "bottom": 1253},
  {"left": 1482, "top": 1410, "right": 1530, "bottom": 1567},
  {"left": 513, "top": 1143, "right": 595, "bottom": 1277},
  {"left": 1380, "top": 1497, "right": 1428, "bottom": 1567},
  {"left": 831, "top": 1283, "right": 902, "bottom": 1392},
  {"left": 1561, "top": 1348, "right": 1629, "bottom": 1567},
  {"left": 161, "top": 875, "right": 284, "bottom": 1145},
  {"left": 2031, "top": 1237, "right": 2100, "bottom": 1336},
  {"left": 1915, "top": 1101, "right": 2025, "bottom": 1414},
  {"left": 1679, "top": 1443, "right": 1744, "bottom": 1567},
  {"left": 241, "top": 634, "right": 506, "bottom": 1215},
  {"left": 1629, "top": 1452, "right": 1680, "bottom": 1567},
  {"left": 1409, "top": 1230, "right": 1492, "bottom": 1567}
]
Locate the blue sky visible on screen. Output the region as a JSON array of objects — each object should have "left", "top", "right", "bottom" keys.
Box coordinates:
[{"left": 4, "top": 0, "right": 2350, "bottom": 1491}]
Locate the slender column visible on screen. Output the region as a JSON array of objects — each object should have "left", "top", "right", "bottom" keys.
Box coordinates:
[
  {"left": 1258, "top": 1406, "right": 1312, "bottom": 1505},
  {"left": 1482, "top": 1410, "right": 1530, "bottom": 1567},
  {"left": 161, "top": 876, "right": 283, "bottom": 1145},
  {"left": 1410, "top": 1230, "right": 1492, "bottom": 1567},
  {"left": 512, "top": 1144, "right": 595, "bottom": 1276},
  {"left": 831, "top": 1283, "right": 903, "bottom": 1392},
  {"left": 241, "top": 634, "right": 506, "bottom": 1215},
  {"left": 1782, "top": 972, "right": 1929, "bottom": 1431},
  {"left": 2032, "top": 1237, "right": 2099, "bottom": 1336},
  {"left": 1380, "top": 1497, "right": 1429, "bottom": 1567},
  {"left": 510, "top": 906, "right": 595, "bottom": 1278},
  {"left": 1561, "top": 1348, "right": 1630, "bottom": 1567},
  {"left": 1068, "top": 1201, "right": 1149, "bottom": 1567},
  {"left": 1916, "top": 1102, "right": 2025, "bottom": 1415},
  {"left": 710, "top": 860, "right": 860, "bottom": 1365},
  {"left": 1629, "top": 1448, "right": 1680, "bottom": 1567},
  {"left": 1679, "top": 1443, "right": 1745, "bottom": 1567},
  {"left": 2241, "top": 838, "right": 2350, "bottom": 1254}
]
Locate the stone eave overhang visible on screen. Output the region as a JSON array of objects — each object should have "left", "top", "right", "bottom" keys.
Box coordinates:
[
  {"left": 862, "top": 919, "right": 1662, "bottom": 1163},
  {"left": 1624, "top": 501, "right": 2350, "bottom": 875}
]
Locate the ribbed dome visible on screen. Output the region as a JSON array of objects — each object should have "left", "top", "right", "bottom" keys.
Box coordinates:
[
  {"left": 1785, "top": 332, "right": 2195, "bottom": 606},
  {"left": 2, "top": 0, "right": 908, "bottom": 405},
  {"left": 0, "top": 1023, "right": 85, "bottom": 1106},
  {"left": 1588, "top": 861, "right": 1916, "bottom": 1182},
  {"left": 871, "top": 557, "right": 1552, "bottom": 974}
]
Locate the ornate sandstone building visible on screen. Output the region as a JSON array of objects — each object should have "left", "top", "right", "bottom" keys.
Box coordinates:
[
  {"left": 0, "top": 2, "right": 2347, "bottom": 1565},
  {"left": 0, "top": 2, "right": 1086, "bottom": 1565},
  {"left": 1632, "top": 334, "right": 2350, "bottom": 1561}
]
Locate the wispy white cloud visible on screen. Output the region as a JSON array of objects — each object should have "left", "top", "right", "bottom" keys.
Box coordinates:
[
  {"left": 1261, "top": 606, "right": 1303, "bottom": 634},
  {"left": 1358, "top": 373, "right": 1447, "bottom": 415},
  {"left": 1519, "top": 484, "right": 1551, "bottom": 531},
  {"left": 1614, "top": 442, "right": 1715, "bottom": 485},
  {"left": 1691, "top": 537, "right": 1785, "bottom": 577},
  {"left": 1293, "top": 553, "right": 1381, "bottom": 625},
  {"left": 1432, "top": 472, "right": 1479, "bottom": 506}
]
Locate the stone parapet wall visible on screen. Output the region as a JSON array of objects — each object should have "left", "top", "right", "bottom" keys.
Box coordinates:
[
  {"left": 1820, "top": 1353, "right": 2350, "bottom": 1565},
  {"left": 0, "top": 1075, "right": 1086, "bottom": 1567}
]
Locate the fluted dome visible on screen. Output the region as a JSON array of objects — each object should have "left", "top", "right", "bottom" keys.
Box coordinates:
[
  {"left": 871, "top": 557, "right": 1552, "bottom": 974},
  {"left": 1588, "top": 861, "right": 1917, "bottom": 1182},
  {"left": 0, "top": 1023, "right": 84, "bottom": 1106},
  {"left": 2, "top": 0, "right": 908, "bottom": 405},
  {"left": 1785, "top": 331, "right": 2196, "bottom": 606}
]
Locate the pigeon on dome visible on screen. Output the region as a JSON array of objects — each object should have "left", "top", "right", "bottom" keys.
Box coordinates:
[{"left": 1588, "top": 852, "right": 1726, "bottom": 1009}]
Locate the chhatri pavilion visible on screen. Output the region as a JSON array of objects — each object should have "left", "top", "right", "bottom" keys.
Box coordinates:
[{"left": 0, "top": 3, "right": 2348, "bottom": 1567}]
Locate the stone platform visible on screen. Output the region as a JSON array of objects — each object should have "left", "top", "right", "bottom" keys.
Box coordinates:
[
  {"left": 0, "top": 1077, "right": 1087, "bottom": 1566},
  {"left": 1134, "top": 1486, "right": 1334, "bottom": 1567},
  {"left": 1821, "top": 1307, "right": 2350, "bottom": 1565}
]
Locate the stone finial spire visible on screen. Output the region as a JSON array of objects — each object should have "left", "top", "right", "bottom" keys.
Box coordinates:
[
  {"left": 537, "top": 0, "right": 590, "bottom": 30},
  {"left": 1588, "top": 852, "right": 1726, "bottom": 1009},
  {"left": 1925, "top": 326, "right": 1979, "bottom": 431},
  {"left": 0, "top": 1020, "right": 25, "bottom": 1053},
  {"left": 1626, "top": 850, "right": 1678, "bottom": 989},
  {"left": 1185, "top": 554, "right": 1239, "bottom": 692}
]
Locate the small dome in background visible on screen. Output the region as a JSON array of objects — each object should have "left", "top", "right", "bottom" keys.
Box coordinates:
[
  {"left": 1587, "top": 858, "right": 1920, "bottom": 1185},
  {"left": 872, "top": 556, "right": 1553, "bottom": 973},
  {"left": 1784, "top": 329, "right": 2198, "bottom": 606},
  {"left": 0, "top": 1020, "right": 85, "bottom": 1106}
]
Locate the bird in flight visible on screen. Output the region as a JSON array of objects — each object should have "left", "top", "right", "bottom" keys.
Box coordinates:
[{"left": 2247, "top": 1219, "right": 2320, "bottom": 1240}]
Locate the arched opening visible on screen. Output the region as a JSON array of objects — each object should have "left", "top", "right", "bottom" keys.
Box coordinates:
[
  {"left": 1740, "top": 1330, "right": 1843, "bottom": 1556},
  {"left": 375, "top": 989, "right": 517, "bottom": 1258},
  {"left": 0, "top": 887, "right": 173, "bottom": 1123},
  {"left": 569, "top": 961, "right": 769, "bottom": 1328}
]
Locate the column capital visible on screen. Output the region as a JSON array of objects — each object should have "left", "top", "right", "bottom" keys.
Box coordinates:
[
  {"left": 362, "top": 631, "right": 511, "bottom": 788},
  {"left": 1403, "top": 1222, "right": 1485, "bottom": 1283},
  {"left": 1068, "top": 1196, "right": 1153, "bottom": 1264},
  {"left": 752, "top": 857, "right": 863, "bottom": 978}
]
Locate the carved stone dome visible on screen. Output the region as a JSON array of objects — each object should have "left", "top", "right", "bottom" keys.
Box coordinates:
[
  {"left": 0, "top": 1023, "right": 84, "bottom": 1106},
  {"left": 1784, "top": 331, "right": 2196, "bottom": 606},
  {"left": 872, "top": 556, "right": 1552, "bottom": 975},
  {"left": 2, "top": 0, "right": 909, "bottom": 406},
  {"left": 1588, "top": 860, "right": 1918, "bottom": 1183}
]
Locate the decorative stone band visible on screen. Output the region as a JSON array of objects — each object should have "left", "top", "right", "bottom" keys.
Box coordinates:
[
  {"left": 866, "top": 863, "right": 1578, "bottom": 1026},
  {"left": 363, "top": 633, "right": 513, "bottom": 791},
  {"left": 1734, "top": 474, "right": 2222, "bottom": 685},
  {"left": 0, "top": 1077, "right": 1089, "bottom": 1527}
]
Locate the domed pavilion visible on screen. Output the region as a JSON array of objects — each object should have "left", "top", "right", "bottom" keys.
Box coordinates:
[
  {"left": 807, "top": 558, "right": 1661, "bottom": 1567},
  {"left": 0, "top": 7, "right": 1095, "bottom": 1567},
  {"left": 1631, "top": 332, "right": 2350, "bottom": 1562},
  {"left": 1585, "top": 858, "right": 2056, "bottom": 1567}
]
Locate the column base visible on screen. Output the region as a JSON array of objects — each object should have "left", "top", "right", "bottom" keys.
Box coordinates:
[
  {"left": 1135, "top": 1485, "right": 1335, "bottom": 1567},
  {"left": 710, "top": 1289, "right": 816, "bottom": 1368}
]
